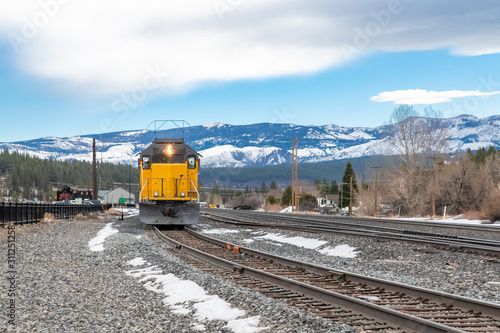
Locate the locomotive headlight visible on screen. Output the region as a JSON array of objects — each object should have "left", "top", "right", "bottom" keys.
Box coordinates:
[
  {"left": 180, "top": 191, "right": 186, "bottom": 197},
  {"left": 153, "top": 191, "right": 159, "bottom": 197},
  {"left": 165, "top": 145, "right": 173, "bottom": 155}
]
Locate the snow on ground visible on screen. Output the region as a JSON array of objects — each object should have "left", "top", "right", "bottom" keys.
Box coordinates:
[
  {"left": 279, "top": 206, "right": 293, "bottom": 213},
  {"left": 253, "top": 233, "right": 327, "bottom": 249},
  {"left": 201, "top": 228, "right": 240, "bottom": 235},
  {"left": 127, "top": 257, "right": 148, "bottom": 266},
  {"left": 88, "top": 223, "right": 119, "bottom": 251},
  {"left": 391, "top": 216, "right": 500, "bottom": 226},
  {"left": 205, "top": 228, "right": 359, "bottom": 258},
  {"left": 125, "top": 258, "right": 267, "bottom": 333},
  {"left": 318, "top": 244, "right": 359, "bottom": 258},
  {"left": 117, "top": 208, "right": 140, "bottom": 217}
]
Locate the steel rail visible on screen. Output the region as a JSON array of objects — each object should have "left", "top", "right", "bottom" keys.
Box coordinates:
[
  {"left": 203, "top": 213, "right": 500, "bottom": 256},
  {"left": 185, "top": 227, "right": 500, "bottom": 320},
  {"left": 212, "top": 209, "right": 500, "bottom": 233},
  {"left": 154, "top": 227, "right": 500, "bottom": 332}
]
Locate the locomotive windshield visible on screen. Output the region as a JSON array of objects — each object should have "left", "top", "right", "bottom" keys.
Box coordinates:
[
  {"left": 152, "top": 147, "right": 185, "bottom": 164},
  {"left": 187, "top": 156, "right": 196, "bottom": 169}
]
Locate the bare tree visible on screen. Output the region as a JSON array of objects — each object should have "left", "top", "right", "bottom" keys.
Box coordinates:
[
  {"left": 437, "top": 153, "right": 498, "bottom": 215},
  {"left": 383, "top": 105, "right": 449, "bottom": 216},
  {"left": 385, "top": 105, "right": 448, "bottom": 165},
  {"left": 356, "top": 183, "right": 375, "bottom": 216}
]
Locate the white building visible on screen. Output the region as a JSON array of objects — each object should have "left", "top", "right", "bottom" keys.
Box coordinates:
[
  {"left": 317, "top": 194, "right": 339, "bottom": 208},
  {"left": 100, "top": 187, "right": 135, "bottom": 205}
]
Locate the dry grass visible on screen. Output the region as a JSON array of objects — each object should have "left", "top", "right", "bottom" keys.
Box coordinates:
[
  {"left": 73, "top": 213, "right": 86, "bottom": 221},
  {"left": 461, "top": 210, "right": 482, "bottom": 220},
  {"left": 480, "top": 192, "right": 500, "bottom": 223},
  {"left": 265, "top": 203, "right": 282, "bottom": 212},
  {"left": 105, "top": 208, "right": 122, "bottom": 216},
  {"left": 87, "top": 212, "right": 98, "bottom": 219},
  {"left": 41, "top": 212, "right": 56, "bottom": 224}
]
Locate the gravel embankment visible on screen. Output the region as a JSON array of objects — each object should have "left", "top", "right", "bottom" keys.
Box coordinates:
[
  {"left": 193, "top": 217, "right": 500, "bottom": 304},
  {"left": 0, "top": 216, "right": 355, "bottom": 333}
]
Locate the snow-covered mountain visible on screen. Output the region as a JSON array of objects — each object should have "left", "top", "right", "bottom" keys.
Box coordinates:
[{"left": 2, "top": 114, "right": 499, "bottom": 168}]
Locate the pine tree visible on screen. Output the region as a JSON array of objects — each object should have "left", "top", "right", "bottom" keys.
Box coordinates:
[
  {"left": 281, "top": 186, "right": 292, "bottom": 206},
  {"left": 245, "top": 185, "right": 250, "bottom": 193},
  {"left": 340, "top": 161, "right": 358, "bottom": 209},
  {"left": 270, "top": 180, "right": 277, "bottom": 190},
  {"left": 260, "top": 181, "right": 268, "bottom": 193},
  {"left": 320, "top": 178, "right": 330, "bottom": 197},
  {"left": 330, "top": 180, "right": 339, "bottom": 194},
  {"left": 487, "top": 146, "right": 497, "bottom": 157},
  {"left": 211, "top": 182, "right": 220, "bottom": 194}
]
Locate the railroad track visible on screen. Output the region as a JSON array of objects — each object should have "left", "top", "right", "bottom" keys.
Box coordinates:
[
  {"left": 206, "top": 209, "right": 500, "bottom": 241},
  {"left": 202, "top": 211, "right": 500, "bottom": 256},
  {"left": 154, "top": 226, "right": 500, "bottom": 333}
]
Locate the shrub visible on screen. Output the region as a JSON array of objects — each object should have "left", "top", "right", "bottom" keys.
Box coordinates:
[
  {"left": 42, "top": 212, "right": 56, "bottom": 224},
  {"left": 74, "top": 213, "right": 86, "bottom": 221},
  {"left": 480, "top": 192, "right": 500, "bottom": 223},
  {"left": 266, "top": 195, "right": 278, "bottom": 205}
]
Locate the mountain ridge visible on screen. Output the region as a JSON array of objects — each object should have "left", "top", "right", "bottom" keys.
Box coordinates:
[{"left": 2, "top": 114, "right": 499, "bottom": 168}]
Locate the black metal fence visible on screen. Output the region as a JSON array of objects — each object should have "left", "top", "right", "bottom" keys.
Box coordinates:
[{"left": 0, "top": 202, "right": 109, "bottom": 225}]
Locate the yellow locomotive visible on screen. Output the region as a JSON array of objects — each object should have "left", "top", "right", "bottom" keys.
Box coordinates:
[{"left": 138, "top": 137, "right": 200, "bottom": 225}]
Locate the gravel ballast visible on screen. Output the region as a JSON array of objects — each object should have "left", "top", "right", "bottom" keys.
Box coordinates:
[
  {"left": 0, "top": 215, "right": 355, "bottom": 332},
  {"left": 193, "top": 217, "right": 500, "bottom": 305}
]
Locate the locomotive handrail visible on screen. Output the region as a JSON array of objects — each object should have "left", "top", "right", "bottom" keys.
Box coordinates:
[
  {"left": 140, "top": 178, "right": 164, "bottom": 201},
  {"left": 146, "top": 120, "right": 191, "bottom": 138},
  {"left": 189, "top": 178, "right": 199, "bottom": 200}
]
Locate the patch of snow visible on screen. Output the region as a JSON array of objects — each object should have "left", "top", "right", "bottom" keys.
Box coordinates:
[
  {"left": 88, "top": 223, "right": 119, "bottom": 251},
  {"left": 318, "top": 244, "right": 359, "bottom": 258},
  {"left": 120, "top": 130, "right": 147, "bottom": 137},
  {"left": 201, "top": 228, "right": 240, "bottom": 235},
  {"left": 394, "top": 216, "right": 495, "bottom": 225},
  {"left": 359, "top": 295, "right": 381, "bottom": 301},
  {"left": 125, "top": 265, "right": 163, "bottom": 278},
  {"left": 254, "top": 232, "right": 327, "bottom": 249},
  {"left": 203, "top": 122, "right": 226, "bottom": 129},
  {"left": 127, "top": 257, "right": 148, "bottom": 266},
  {"left": 124, "top": 265, "right": 267, "bottom": 333},
  {"left": 227, "top": 316, "right": 267, "bottom": 333}
]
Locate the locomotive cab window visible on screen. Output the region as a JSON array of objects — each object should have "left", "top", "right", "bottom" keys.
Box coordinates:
[
  {"left": 187, "top": 156, "right": 196, "bottom": 169},
  {"left": 143, "top": 156, "right": 151, "bottom": 169}
]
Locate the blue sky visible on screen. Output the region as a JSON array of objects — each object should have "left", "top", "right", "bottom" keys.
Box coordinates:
[{"left": 1, "top": 1, "right": 500, "bottom": 142}]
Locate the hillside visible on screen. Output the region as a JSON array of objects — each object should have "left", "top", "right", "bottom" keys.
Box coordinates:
[{"left": 1, "top": 114, "right": 499, "bottom": 169}]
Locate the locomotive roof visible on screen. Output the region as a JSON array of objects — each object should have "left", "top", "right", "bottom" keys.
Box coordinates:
[
  {"left": 139, "top": 138, "right": 198, "bottom": 157},
  {"left": 152, "top": 138, "right": 185, "bottom": 144}
]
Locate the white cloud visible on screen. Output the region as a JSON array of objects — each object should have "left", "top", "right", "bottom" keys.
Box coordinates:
[
  {"left": 370, "top": 89, "right": 500, "bottom": 104},
  {"left": 0, "top": 0, "right": 499, "bottom": 96}
]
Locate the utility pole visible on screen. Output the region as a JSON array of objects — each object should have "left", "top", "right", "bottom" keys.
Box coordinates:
[
  {"left": 92, "top": 138, "right": 97, "bottom": 200},
  {"left": 432, "top": 168, "right": 436, "bottom": 217},
  {"left": 427, "top": 157, "right": 437, "bottom": 217},
  {"left": 291, "top": 138, "right": 298, "bottom": 212},
  {"left": 291, "top": 139, "right": 295, "bottom": 212},
  {"left": 349, "top": 176, "right": 353, "bottom": 216},
  {"left": 129, "top": 164, "right": 131, "bottom": 206},
  {"left": 370, "top": 166, "right": 382, "bottom": 217},
  {"left": 294, "top": 138, "right": 298, "bottom": 213},
  {"left": 339, "top": 182, "right": 344, "bottom": 214}
]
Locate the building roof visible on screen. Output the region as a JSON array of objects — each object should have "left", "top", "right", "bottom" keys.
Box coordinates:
[
  {"left": 326, "top": 194, "right": 339, "bottom": 201},
  {"left": 98, "top": 190, "right": 110, "bottom": 197}
]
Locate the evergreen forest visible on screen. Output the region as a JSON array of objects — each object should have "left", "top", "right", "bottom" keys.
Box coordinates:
[{"left": 0, "top": 148, "right": 139, "bottom": 202}]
